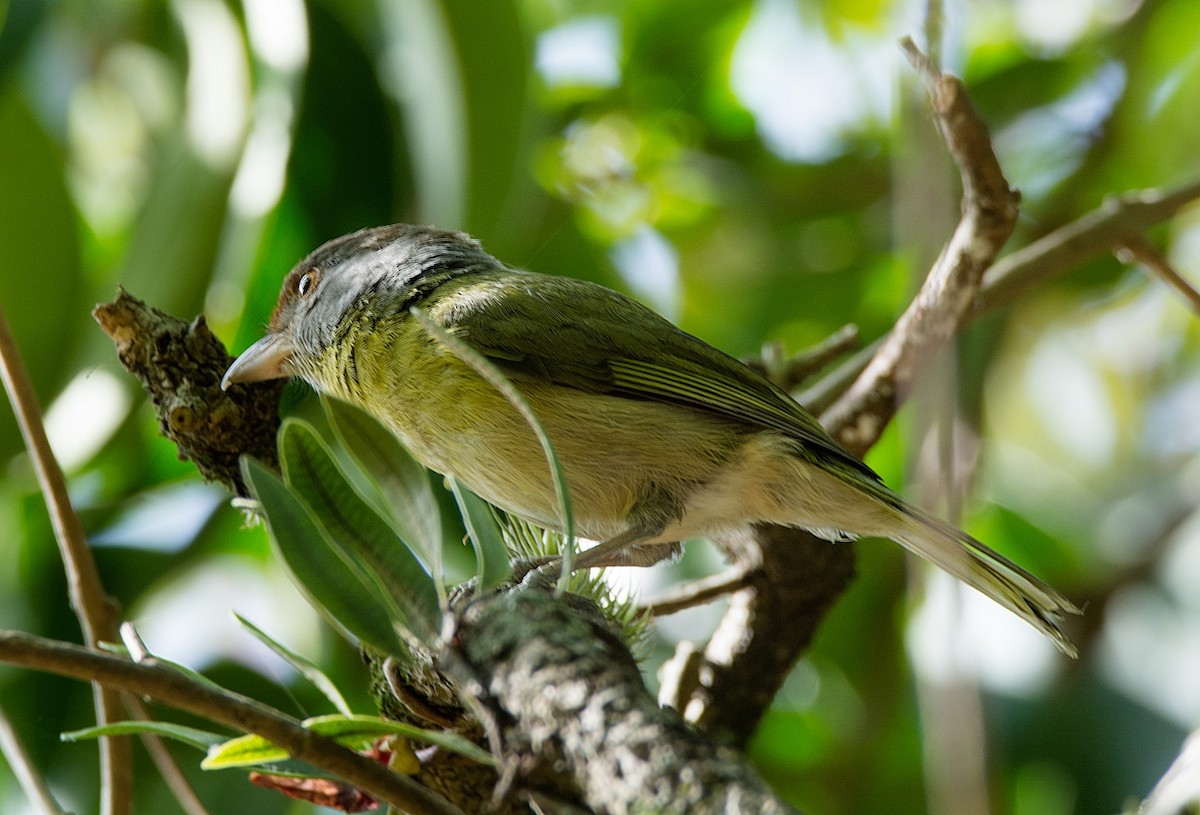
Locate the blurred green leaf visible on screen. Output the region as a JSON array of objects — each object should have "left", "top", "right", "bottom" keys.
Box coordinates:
[
  {"left": 323, "top": 397, "right": 444, "bottom": 582},
  {"left": 440, "top": 0, "right": 530, "bottom": 235},
  {"left": 279, "top": 419, "right": 442, "bottom": 639},
  {"left": 0, "top": 87, "right": 84, "bottom": 462},
  {"left": 233, "top": 612, "right": 353, "bottom": 716},
  {"left": 447, "top": 477, "right": 511, "bottom": 592},
  {"left": 242, "top": 456, "right": 407, "bottom": 654},
  {"left": 62, "top": 721, "right": 226, "bottom": 752}
]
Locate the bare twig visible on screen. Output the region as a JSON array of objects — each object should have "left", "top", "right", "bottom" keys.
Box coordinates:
[
  {"left": 1115, "top": 235, "right": 1200, "bottom": 314},
  {"left": 983, "top": 179, "right": 1200, "bottom": 307},
  {"left": 640, "top": 567, "right": 755, "bottom": 617},
  {"left": 823, "top": 38, "right": 1020, "bottom": 454},
  {"left": 0, "top": 704, "right": 67, "bottom": 815},
  {"left": 0, "top": 631, "right": 466, "bottom": 815},
  {"left": 747, "top": 324, "right": 860, "bottom": 394},
  {"left": 1141, "top": 728, "right": 1200, "bottom": 815},
  {"left": 803, "top": 177, "right": 1200, "bottom": 422},
  {"left": 0, "top": 306, "right": 131, "bottom": 815},
  {"left": 674, "top": 38, "right": 1022, "bottom": 739}
]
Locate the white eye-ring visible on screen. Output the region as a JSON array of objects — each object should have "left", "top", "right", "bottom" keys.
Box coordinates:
[{"left": 297, "top": 270, "right": 318, "bottom": 296}]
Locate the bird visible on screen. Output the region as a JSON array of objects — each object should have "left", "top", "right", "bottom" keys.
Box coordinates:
[{"left": 222, "top": 223, "right": 1079, "bottom": 656}]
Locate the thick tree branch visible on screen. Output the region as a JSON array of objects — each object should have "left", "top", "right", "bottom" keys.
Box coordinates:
[
  {"left": 87, "top": 79, "right": 1200, "bottom": 812},
  {"left": 445, "top": 588, "right": 800, "bottom": 815}
]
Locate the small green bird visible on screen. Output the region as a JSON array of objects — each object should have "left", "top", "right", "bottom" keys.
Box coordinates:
[{"left": 223, "top": 224, "right": 1079, "bottom": 655}]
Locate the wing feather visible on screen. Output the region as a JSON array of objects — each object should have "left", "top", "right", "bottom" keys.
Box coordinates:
[{"left": 432, "top": 271, "right": 880, "bottom": 482}]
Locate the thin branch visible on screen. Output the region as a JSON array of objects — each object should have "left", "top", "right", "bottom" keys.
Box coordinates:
[
  {"left": 822, "top": 38, "right": 1020, "bottom": 455},
  {"left": 1115, "top": 235, "right": 1200, "bottom": 314},
  {"left": 803, "top": 177, "right": 1200, "bottom": 423},
  {"left": 640, "top": 568, "right": 754, "bottom": 617},
  {"left": 0, "top": 305, "right": 132, "bottom": 815},
  {"left": 675, "top": 38, "right": 1022, "bottom": 739},
  {"left": 0, "top": 631, "right": 466, "bottom": 815},
  {"left": 114, "top": 623, "right": 208, "bottom": 814},
  {"left": 983, "top": 178, "right": 1200, "bottom": 307},
  {"left": 0, "top": 704, "right": 67, "bottom": 815},
  {"left": 746, "top": 324, "right": 860, "bottom": 394}
]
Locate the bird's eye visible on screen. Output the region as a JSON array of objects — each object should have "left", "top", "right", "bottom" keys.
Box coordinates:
[{"left": 297, "top": 270, "right": 318, "bottom": 297}]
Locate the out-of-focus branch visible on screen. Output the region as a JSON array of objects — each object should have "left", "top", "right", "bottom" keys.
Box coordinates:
[
  {"left": 746, "top": 324, "right": 860, "bottom": 394},
  {"left": 983, "top": 178, "right": 1200, "bottom": 308},
  {"left": 0, "top": 631, "right": 466, "bottom": 815},
  {"left": 1142, "top": 728, "right": 1200, "bottom": 815},
  {"left": 0, "top": 305, "right": 131, "bottom": 815},
  {"left": 0, "top": 704, "right": 67, "bottom": 815},
  {"left": 123, "top": 696, "right": 211, "bottom": 815},
  {"left": 798, "top": 176, "right": 1200, "bottom": 421},
  {"left": 1115, "top": 234, "right": 1200, "bottom": 314}
]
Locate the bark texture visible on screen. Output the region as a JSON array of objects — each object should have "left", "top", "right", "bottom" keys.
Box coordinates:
[{"left": 448, "top": 587, "right": 800, "bottom": 815}]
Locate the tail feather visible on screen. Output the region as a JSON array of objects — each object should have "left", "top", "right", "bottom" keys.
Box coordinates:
[{"left": 892, "top": 506, "right": 1081, "bottom": 658}]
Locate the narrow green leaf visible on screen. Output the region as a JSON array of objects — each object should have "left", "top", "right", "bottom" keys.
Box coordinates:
[
  {"left": 302, "top": 714, "right": 495, "bottom": 766},
  {"left": 323, "top": 396, "right": 445, "bottom": 587},
  {"left": 242, "top": 456, "right": 406, "bottom": 654},
  {"left": 448, "top": 477, "right": 511, "bottom": 592},
  {"left": 233, "top": 613, "right": 353, "bottom": 716},
  {"left": 201, "top": 714, "right": 493, "bottom": 771},
  {"left": 62, "top": 721, "right": 225, "bottom": 752},
  {"left": 97, "top": 641, "right": 232, "bottom": 694},
  {"left": 279, "top": 420, "right": 441, "bottom": 640},
  {"left": 410, "top": 307, "right": 576, "bottom": 593}
]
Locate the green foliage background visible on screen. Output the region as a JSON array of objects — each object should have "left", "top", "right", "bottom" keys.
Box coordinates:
[{"left": 2, "top": 0, "right": 1200, "bottom": 812}]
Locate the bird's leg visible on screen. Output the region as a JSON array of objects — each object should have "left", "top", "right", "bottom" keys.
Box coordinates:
[
  {"left": 517, "top": 524, "right": 666, "bottom": 586},
  {"left": 587, "top": 541, "right": 682, "bottom": 568},
  {"left": 572, "top": 524, "right": 666, "bottom": 571}
]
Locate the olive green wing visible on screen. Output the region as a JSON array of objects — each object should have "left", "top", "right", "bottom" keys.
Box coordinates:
[{"left": 435, "top": 271, "right": 880, "bottom": 483}]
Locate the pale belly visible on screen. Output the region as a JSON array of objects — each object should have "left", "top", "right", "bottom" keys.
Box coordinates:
[
  {"left": 338, "top": 346, "right": 896, "bottom": 546},
  {"left": 363, "top": 376, "right": 748, "bottom": 541}
]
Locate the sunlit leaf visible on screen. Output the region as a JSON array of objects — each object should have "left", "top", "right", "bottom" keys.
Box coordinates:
[{"left": 202, "top": 713, "right": 493, "bottom": 771}]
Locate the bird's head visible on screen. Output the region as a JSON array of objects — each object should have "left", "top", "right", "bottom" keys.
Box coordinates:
[{"left": 220, "top": 224, "right": 497, "bottom": 390}]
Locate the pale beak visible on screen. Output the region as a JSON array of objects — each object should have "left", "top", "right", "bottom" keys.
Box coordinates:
[{"left": 221, "top": 334, "right": 295, "bottom": 390}]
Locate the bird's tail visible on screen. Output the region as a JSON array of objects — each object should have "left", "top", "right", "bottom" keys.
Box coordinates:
[{"left": 891, "top": 505, "right": 1081, "bottom": 657}]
